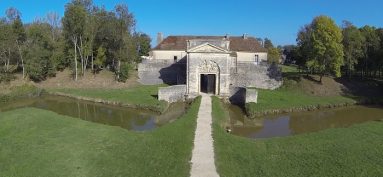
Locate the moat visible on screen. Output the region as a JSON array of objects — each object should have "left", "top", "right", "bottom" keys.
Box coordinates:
[
  {"left": 228, "top": 104, "right": 383, "bottom": 139},
  {"left": 0, "top": 95, "right": 187, "bottom": 131}
]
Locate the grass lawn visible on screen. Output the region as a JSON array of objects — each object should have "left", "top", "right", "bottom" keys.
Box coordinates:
[
  {"left": 212, "top": 97, "right": 383, "bottom": 177},
  {"left": 246, "top": 65, "right": 360, "bottom": 117},
  {"left": 280, "top": 64, "right": 300, "bottom": 73},
  {"left": 246, "top": 88, "right": 356, "bottom": 117},
  {"left": 47, "top": 85, "right": 168, "bottom": 113},
  {"left": 0, "top": 97, "right": 200, "bottom": 177}
]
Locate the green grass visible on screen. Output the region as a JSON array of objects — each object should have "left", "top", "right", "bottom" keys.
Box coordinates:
[
  {"left": 246, "top": 65, "right": 359, "bottom": 117},
  {"left": 47, "top": 85, "right": 168, "bottom": 113},
  {"left": 280, "top": 64, "right": 299, "bottom": 73},
  {"left": 246, "top": 88, "right": 356, "bottom": 117},
  {"left": 0, "top": 97, "right": 201, "bottom": 177},
  {"left": 212, "top": 97, "right": 383, "bottom": 177},
  {"left": 0, "top": 84, "right": 42, "bottom": 103}
]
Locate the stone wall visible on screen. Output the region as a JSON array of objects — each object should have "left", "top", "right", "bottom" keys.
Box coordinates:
[
  {"left": 158, "top": 85, "right": 187, "bottom": 103},
  {"left": 230, "top": 62, "right": 282, "bottom": 90},
  {"left": 138, "top": 59, "right": 186, "bottom": 85},
  {"left": 187, "top": 53, "right": 231, "bottom": 96},
  {"left": 228, "top": 87, "right": 258, "bottom": 105},
  {"left": 245, "top": 88, "right": 258, "bottom": 103},
  {"left": 229, "top": 86, "right": 246, "bottom": 105}
]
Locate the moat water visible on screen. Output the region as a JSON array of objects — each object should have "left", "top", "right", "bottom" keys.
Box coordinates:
[
  {"left": 228, "top": 104, "right": 383, "bottom": 139},
  {"left": 0, "top": 95, "right": 187, "bottom": 131}
]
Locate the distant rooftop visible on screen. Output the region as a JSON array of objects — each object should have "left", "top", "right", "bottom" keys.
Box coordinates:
[{"left": 153, "top": 35, "right": 267, "bottom": 53}]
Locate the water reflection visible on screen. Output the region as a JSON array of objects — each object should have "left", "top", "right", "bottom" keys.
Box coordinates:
[
  {"left": 0, "top": 95, "right": 186, "bottom": 131},
  {"left": 228, "top": 104, "right": 383, "bottom": 139}
]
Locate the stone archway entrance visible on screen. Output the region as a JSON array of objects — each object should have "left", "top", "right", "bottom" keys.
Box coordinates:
[{"left": 200, "top": 74, "right": 216, "bottom": 94}]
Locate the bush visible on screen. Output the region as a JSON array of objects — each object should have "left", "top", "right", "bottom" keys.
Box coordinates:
[
  {"left": 0, "top": 72, "right": 16, "bottom": 83},
  {"left": 0, "top": 84, "right": 42, "bottom": 103},
  {"left": 117, "top": 63, "right": 132, "bottom": 82}
]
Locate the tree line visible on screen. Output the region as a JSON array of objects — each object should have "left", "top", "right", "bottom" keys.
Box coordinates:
[
  {"left": 284, "top": 15, "right": 383, "bottom": 82},
  {"left": 0, "top": 0, "right": 151, "bottom": 83}
]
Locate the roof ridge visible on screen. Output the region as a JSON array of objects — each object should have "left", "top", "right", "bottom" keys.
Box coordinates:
[{"left": 153, "top": 35, "right": 267, "bottom": 52}]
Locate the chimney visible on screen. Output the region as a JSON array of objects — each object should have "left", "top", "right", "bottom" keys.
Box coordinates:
[
  {"left": 157, "top": 32, "right": 164, "bottom": 45},
  {"left": 225, "top": 34, "right": 230, "bottom": 39},
  {"left": 242, "top": 33, "right": 248, "bottom": 39}
]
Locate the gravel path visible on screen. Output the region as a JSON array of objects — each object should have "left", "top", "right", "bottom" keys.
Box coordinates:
[{"left": 190, "top": 95, "right": 219, "bottom": 177}]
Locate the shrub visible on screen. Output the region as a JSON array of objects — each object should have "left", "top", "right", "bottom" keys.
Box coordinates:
[{"left": 117, "top": 63, "right": 132, "bottom": 82}]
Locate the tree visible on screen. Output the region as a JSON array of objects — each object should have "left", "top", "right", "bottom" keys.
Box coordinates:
[
  {"left": 359, "top": 26, "right": 380, "bottom": 78},
  {"left": 267, "top": 47, "right": 281, "bottom": 64},
  {"left": 94, "top": 46, "right": 106, "bottom": 73},
  {"left": 137, "top": 33, "right": 151, "bottom": 57},
  {"left": 62, "top": 1, "right": 87, "bottom": 81},
  {"left": 342, "top": 21, "right": 365, "bottom": 79},
  {"left": 297, "top": 16, "right": 344, "bottom": 82},
  {"left": 114, "top": 3, "right": 135, "bottom": 79},
  {"left": 377, "top": 28, "right": 383, "bottom": 77},
  {"left": 25, "top": 22, "right": 56, "bottom": 81},
  {"left": 45, "top": 12, "right": 61, "bottom": 41},
  {"left": 0, "top": 19, "right": 14, "bottom": 73},
  {"left": 264, "top": 38, "right": 280, "bottom": 64},
  {"left": 12, "top": 15, "right": 27, "bottom": 79},
  {"left": 5, "top": 7, "right": 21, "bottom": 22},
  {"left": 264, "top": 38, "right": 274, "bottom": 49}
]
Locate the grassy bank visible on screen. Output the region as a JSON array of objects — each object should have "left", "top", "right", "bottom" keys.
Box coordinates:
[
  {"left": 245, "top": 64, "right": 383, "bottom": 118},
  {"left": 47, "top": 85, "right": 168, "bottom": 113},
  {"left": 212, "top": 97, "right": 383, "bottom": 177},
  {"left": 0, "top": 84, "right": 42, "bottom": 103},
  {"left": 246, "top": 89, "right": 356, "bottom": 117},
  {"left": 0, "top": 97, "right": 200, "bottom": 177}
]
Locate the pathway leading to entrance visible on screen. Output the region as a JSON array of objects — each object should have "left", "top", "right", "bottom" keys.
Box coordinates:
[{"left": 190, "top": 95, "right": 219, "bottom": 177}]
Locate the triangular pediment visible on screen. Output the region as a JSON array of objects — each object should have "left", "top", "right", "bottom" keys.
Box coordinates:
[{"left": 187, "top": 43, "right": 229, "bottom": 53}]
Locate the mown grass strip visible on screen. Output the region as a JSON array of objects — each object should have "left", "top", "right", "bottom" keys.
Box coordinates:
[
  {"left": 246, "top": 89, "right": 356, "bottom": 117},
  {"left": 0, "top": 97, "right": 201, "bottom": 177},
  {"left": 47, "top": 85, "right": 168, "bottom": 113},
  {"left": 213, "top": 96, "right": 383, "bottom": 177}
]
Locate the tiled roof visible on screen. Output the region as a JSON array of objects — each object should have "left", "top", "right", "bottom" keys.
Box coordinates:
[{"left": 153, "top": 35, "right": 267, "bottom": 53}]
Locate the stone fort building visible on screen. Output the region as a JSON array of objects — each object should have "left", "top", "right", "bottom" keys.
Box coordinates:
[{"left": 138, "top": 34, "right": 282, "bottom": 102}]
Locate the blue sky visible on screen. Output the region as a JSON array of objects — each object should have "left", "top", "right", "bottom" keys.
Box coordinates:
[{"left": 1, "top": 0, "right": 382, "bottom": 46}]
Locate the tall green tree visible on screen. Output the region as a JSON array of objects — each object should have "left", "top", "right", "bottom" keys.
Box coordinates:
[
  {"left": 114, "top": 3, "right": 135, "bottom": 79},
  {"left": 264, "top": 38, "right": 274, "bottom": 49},
  {"left": 267, "top": 47, "right": 281, "bottom": 64},
  {"left": 297, "top": 15, "right": 344, "bottom": 82},
  {"left": 377, "top": 28, "right": 383, "bottom": 77},
  {"left": 25, "top": 22, "right": 55, "bottom": 81},
  {"left": 359, "top": 25, "right": 380, "bottom": 78},
  {"left": 62, "top": 1, "right": 87, "bottom": 81},
  {"left": 264, "top": 38, "right": 281, "bottom": 64},
  {"left": 12, "top": 15, "right": 27, "bottom": 79},
  {"left": 136, "top": 33, "right": 151, "bottom": 57},
  {"left": 94, "top": 46, "right": 106, "bottom": 72},
  {"left": 0, "top": 19, "right": 14, "bottom": 73},
  {"left": 342, "top": 21, "right": 365, "bottom": 79}
]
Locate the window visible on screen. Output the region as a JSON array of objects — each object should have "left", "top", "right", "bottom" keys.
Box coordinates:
[{"left": 174, "top": 56, "right": 178, "bottom": 63}]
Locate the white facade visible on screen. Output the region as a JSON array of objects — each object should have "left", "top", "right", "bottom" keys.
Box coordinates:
[
  {"left": 151, "top": 50, "right": 187, "bottom": 60},
  {"left": 150, "top": 50, "right": 268, "bottom": 63},
  {"left": 236, "top": 52, "right": 268, "bottom": 62}
]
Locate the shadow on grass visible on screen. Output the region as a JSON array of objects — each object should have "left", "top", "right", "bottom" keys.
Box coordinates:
[
  {"left": 302, "top": 75, "right": 322, "bottom": 84},
  {"left": 151, "top": 95, "right": 158, "bottom": 99},
  {"left": 282, "top": 72, "right": 303, "bottom": 82},
  {"left": 334, "top": 77, "right": 383, "bottom": 102}
]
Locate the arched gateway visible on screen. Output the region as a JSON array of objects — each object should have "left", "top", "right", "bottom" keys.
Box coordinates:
[
  {"left": 186, "top": 40, "right": 231, "bottom": 97},
  {"left": 198, "top": 60, "right": 220, "bottom": 94}
]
